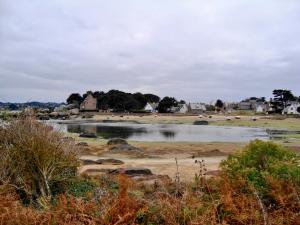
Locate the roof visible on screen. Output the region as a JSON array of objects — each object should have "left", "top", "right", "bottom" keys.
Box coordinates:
[{"left": 189, "top": 103, "right": 206, "bottom": 110}]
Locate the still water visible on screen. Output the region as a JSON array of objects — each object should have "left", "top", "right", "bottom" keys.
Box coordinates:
[{"left": 53, "top": 122, "right": 270, "bottom": 142}]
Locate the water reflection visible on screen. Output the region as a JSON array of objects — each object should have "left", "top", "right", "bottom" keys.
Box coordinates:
[
  {"left": 67, "top": 124, "right": 148, "bottom": 139},
  {"left": 58, "top": 122, "right": 271, "bottom": 142},
  {"left": 159, "top": 130, "right": 177, "bottom": 139}
]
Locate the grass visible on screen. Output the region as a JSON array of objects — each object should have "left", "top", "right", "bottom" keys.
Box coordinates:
[{"left": 211, "top": 117, "right": 300, "bottom": 131}]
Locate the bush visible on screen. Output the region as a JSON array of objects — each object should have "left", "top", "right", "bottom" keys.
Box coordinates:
[
  {"left": 0, "top": 117, "right": 79, "bottom": 207},
  {"left": 221, "top": 140, "right": 300, "bottom": 193}
]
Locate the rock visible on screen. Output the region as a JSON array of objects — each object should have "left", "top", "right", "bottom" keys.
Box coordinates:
[
  {"left": 82, "top": 114, "right": 93, "bottom": 119},
  {"left": 107, "top": 138, "right": 128, "bottom": 145},
  {"left": 235, "top": 116, "right": 241, "bottom": 119},
  {"left": 54, "top": 105, "right": 68, "bottom": 112},
  {"left": 76, "top": 142, "right": 88, "bottom": 147},
  {"left": 49, "top": 112, "right": 59, "bottom": 118},
  {"left": 66, "top": 104, "right": 78, "bottom": 110},
  {"left": 79, "top": 133, "right": 97, "bottom": 138},
  {"left": 62, "top": 136, "right": 75, "bottom": 142},
  {"left": 109, "top": 144, "right": 142, "bottom": 152},
  {"left": 58, "top": 111, "right": 70, "bottom": 117},
  {"left": 69, "top": 108, "right": 79, "bottom": 115},
  {"left": 109, "top": 168, "right": 153, "bottom": 176},
  {"left": 81, "top": 159, "right": 100, "bottom": 165},
  {"left": 193, "top": 120, "right": 209, "bottom": 125},
  {"left": 80, "top": 158, "right": 124, "bottom": 165},
  {"left": 38, "top": 115, "right": 50, "bottom": 120},
  {"left": 96, "top": 158, "right": 124, "bottom": 165}
]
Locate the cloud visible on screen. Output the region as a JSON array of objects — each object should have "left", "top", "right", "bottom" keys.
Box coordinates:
[{"left": 0, "top": 0, "right": 300, "bottom": 102}]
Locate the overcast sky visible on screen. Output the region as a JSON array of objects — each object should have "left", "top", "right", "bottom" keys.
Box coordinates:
[{"left": 0, "top": 0, "right": 299, "bottom": 103}]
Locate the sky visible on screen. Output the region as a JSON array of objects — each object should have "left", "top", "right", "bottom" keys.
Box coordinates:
[{"left": 0, "top": 0, "right": 300, "bottom": 103}]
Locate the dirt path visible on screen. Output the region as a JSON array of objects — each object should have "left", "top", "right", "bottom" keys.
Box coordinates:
[{"left": 79, "top": 154, "right": 226, "bottom": 181}]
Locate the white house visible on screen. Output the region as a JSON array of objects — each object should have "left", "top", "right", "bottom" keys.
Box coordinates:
[
  {"left": 255, "top": 103, "right": 268, "bottom": 113},
  {"left": 144, "top": 102, "right": 158, "bottom": 113},
  {"left": 189, "top": 103, "right": 206, "bottom": 114},
  {"left": 178, "top": 104, "right": 189, "bottom": 113},
  {"left": 170, "top": 104, "right": 189, "bottom": 114},
  {"left": 282, "top": 103, "right": 300, "bottom": 115}
]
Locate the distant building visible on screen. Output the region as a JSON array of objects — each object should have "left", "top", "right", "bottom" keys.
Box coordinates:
[
  {"left": 144, "top": 102, "right": 158, "bottom": 113},
  {"left": 282, "top": 103, "right": 300, "bottom": 115},
  {"left": 188, "top": 103, "right": 206, "bottom": 114},
  {"left": 239, "top": 101, "right": 252, "bottom": 110},
  {"left": 170, "top": 104, "right": 189, "bottom": 114},
  {"left": 80, "top": 94, "right": 97, "bottom": 111},
  {"left": 255, "top": 103, "right": 269, "bottom": 113}
]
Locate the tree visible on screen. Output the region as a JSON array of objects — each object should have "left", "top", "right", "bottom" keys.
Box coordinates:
[
  {"left": 144, "top": 94, "right": 160, "bottom": 103},
  {"left": 215, "top": 99, "right": 224, "bottom": 111},
  {"left": 158, "top": 97, "right": 178, "bottom": 113},
  {"left": 66, "top": 93, "right": 83, "bottom": 106},
  {"left": 133, "top": 92, "right": 147, "bottom": 109},
  {"left": 272, "top": 89, "right": 296, "bottom": 113}
]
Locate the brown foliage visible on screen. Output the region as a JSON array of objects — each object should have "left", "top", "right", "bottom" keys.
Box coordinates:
[{"left": 0, "top": 117, "right": 79, "bottom": 205}]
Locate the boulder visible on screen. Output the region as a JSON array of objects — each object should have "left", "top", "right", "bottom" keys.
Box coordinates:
[
  {"left": 80, "top": 158, "right": 124, "bottom": 165},
  {"left": 62, "top": 136, "right": 75, "bottom": 142},
  {"left": 49, "top": 112, "right": 59, "bottom": 118},
  {"left": 96, "top": 158, "right": 124, "bottom": 165},
  {"left": 109, "top": 168, "right": 153, "bottom": 176},
  {"left": 38, "top": 115, "right": 50, "bottom": 120},
  {"left": 109, "top": 144, "right": 142, "bottom": 152},
  {"left": 81, "top": 159, "right": 100, "bottom": 165},
  {"left": 76, "top": 142, "right": 88, "bottom": 147},
  {"left": 193, "top": 120, "right": 209, "bottom": 125},
  {"left": 69, "top": 108, "right": 79, "bottom": 115},
  {"left": 107, "top": 138, "right": 128, "bottom": 145},
  {"left": 79, "top": 133, "right": 97, "bottom": 138}
]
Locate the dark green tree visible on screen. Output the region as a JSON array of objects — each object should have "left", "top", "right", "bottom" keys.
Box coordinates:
[
  {"left": 215, "top": 99, "right": 224, "bottom": 111},
  {"left": 133, "top": 92, "right": 147, "bottom": 109},
  {"left": 158, "top": 97, "right": 178, "bottom": 113},
  {"left": 66, "top": 93, "right": 83, "bottom": 106},
  {"left": 272, "top": 89, "right": 296, "bottom": 113},
  {"left": 144, "top": 94, "right": 160, "bottom": 103}
]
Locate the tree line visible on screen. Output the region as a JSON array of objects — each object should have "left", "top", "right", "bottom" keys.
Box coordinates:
[{"left": 67, "top": 90, "right": 180, "bottom": 113}]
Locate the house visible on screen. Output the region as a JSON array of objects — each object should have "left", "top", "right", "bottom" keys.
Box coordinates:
[
  {"left": 255, "top": 103, "right": 269, "bottom": 113},
  {"left": 239, "top": 101, "right": 252, "bottom": 110},
  {"left": 178, "top": 104, "right": 189, "bottom": 114},
  {"left": 144, "top": 102, "right": 158, "bottom": 113},
  {"left": 170, "top": 104, "right": 189, "bottom": 114},
  {"left": 282, "top": 103, "right": 300, "bottom": 115},
  {"left": 188, "top": 103, "right": 206, "bottom": 114},
  {"left": 80, "top": 94, "right": 97, "bottom": 111}
]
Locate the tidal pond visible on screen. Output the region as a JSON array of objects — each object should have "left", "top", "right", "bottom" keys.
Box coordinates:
[{"left": 53, "top": 121, "right": 272, "bottom": 142}]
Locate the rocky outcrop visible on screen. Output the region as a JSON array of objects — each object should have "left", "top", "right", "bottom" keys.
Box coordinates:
[
  {"left": 80, "top": 158, "right": 124, "bottom": 165},
  {"left": 79, "top": 133, "right": 97, "bottom": 138},
  {"left": 109, "top": 168, "right": 153, "bottom": 176},
  {"left": 107, "top": 138, "right": 128, "bottom": 145},
  {"left": 76, "top": 142, "right": 88, "bottom": 147},
  {"left": 109, "top": 144, "right": 142, "bottom": 152},
  {"left": 193, "top": 120, "right": 209, "bottom": 125}
]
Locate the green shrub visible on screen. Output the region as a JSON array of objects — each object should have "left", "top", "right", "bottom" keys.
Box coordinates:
[
  {"left": 66, "top": 178, "right": 97, "bottom": 198},
  {"left": 221, "top": 140, "right": 300, "bottom": 193}
]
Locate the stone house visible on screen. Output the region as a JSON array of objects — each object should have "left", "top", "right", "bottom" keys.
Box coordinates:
[{"left": 80, "top": 93, "right": 98, "bottom": 111}]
